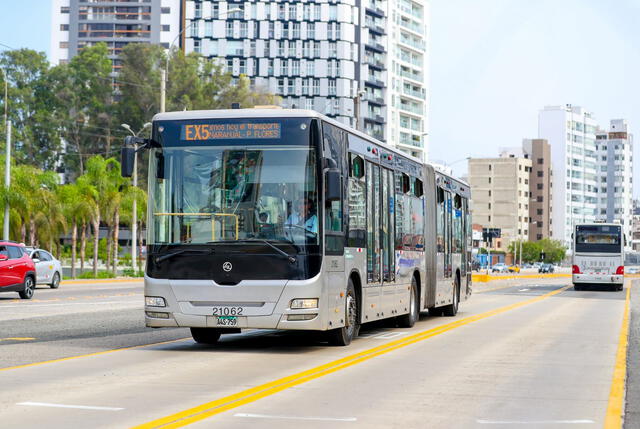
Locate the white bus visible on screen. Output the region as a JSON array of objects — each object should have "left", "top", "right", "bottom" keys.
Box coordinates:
[
  {"left": 121, "top": 109, "right": 472, "bottom": 346},
  {"left": 572, "top": 223, "right": 624, "bottom": 291}
]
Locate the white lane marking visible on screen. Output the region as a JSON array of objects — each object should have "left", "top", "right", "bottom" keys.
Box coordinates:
[
  {"left": 0, "top": 301, "right": 134, "bottom": 309},
  {"left": 234, "top": 413, "right": 357, "bottom": 422},
  {"left": 17, "top": 402, "right": 124, "bottom": 411},
  {"left": 477, "top": 419, "right": 594, "bottom": 425},
  {"left": 374, "top": 332, "right": 409, "bottom": 339},
  {"left": 518, "top": 288, "right": 530, "bottom": 292}
]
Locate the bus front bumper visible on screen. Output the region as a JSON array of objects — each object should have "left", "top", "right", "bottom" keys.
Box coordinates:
[
  {"left": 573, "top": 274, "right": 623, "bottom": 284},
  {"left": 143, "top": 275, "right": 331, "bottom": 331}
]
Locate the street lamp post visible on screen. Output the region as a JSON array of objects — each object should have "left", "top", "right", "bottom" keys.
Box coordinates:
[
  {"left": 1, "top": 67, "right": 9, "bottom": 241},
  {"left": 161, "top": 8, "right": 242, "bottom": 112},
  {"left": 122, "top": 122, "right": 151, "bottom": 274}
]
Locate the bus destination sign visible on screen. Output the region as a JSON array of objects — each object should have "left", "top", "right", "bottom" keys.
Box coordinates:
[{"left": 181, "top": 123, "right": 281, "bottom": 141}]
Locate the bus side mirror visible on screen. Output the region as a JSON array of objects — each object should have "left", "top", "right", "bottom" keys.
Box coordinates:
[
  {"left": 121, "top": 146, "right": 135, "bottom": 178},
  {"left": 325, "top": 169, "right": 341, "bottom": 202}
]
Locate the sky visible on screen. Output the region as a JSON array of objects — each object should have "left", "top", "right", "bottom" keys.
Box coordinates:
[{"left": 1, "top": 0, "right": 639, "bottom": 194}]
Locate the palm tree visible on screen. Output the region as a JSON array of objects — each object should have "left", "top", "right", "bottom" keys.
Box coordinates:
[
  {"left": 84, "top": 155, "right": 121, "bottom": 277},
  {"left": 59, "top": 182, "right": 95, "bottom": 278}
]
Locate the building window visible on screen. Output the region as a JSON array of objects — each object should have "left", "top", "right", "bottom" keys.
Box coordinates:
[
  {"left": 195, "top": 2, "right": 202, "bottom": 18},
  {"left": 308, "top": 23, "right": 315, "bottom": 39},
  {"left": 211, "top": 3, "right": 219, "bottom": 19},
  {"left": 328, "top": 80, "right": 336, "bottom": 95},
  {"left": 313, "top": 79, "right": 320, "bottom": 95},
  {"left": 226, "top": 21, "right": 234, "bottom": 37},
  {"left": 60, "top": 24, "right": 69, "bottom": 31},
  {"left": 307, "top": 60, "right": 314, "bottom": 76},
  {"left": 161, "top": 7, "right": 171, "bottom": 14},
  {"left": 537, "top": 171, "right": 543, "bottom": 177},
  {"left": 194, "top": 39, "right": 201, "bottom": 53},
  {"left": 59, "top": 41, "right": 69, "bottom": 49},
  {"left": 162, "top": 25, "right": 170, "bottom": 32},
  {"left": 61, "top": 6, "right": 70, "bottom": 13},
  {"left": 537, "top": 158, "right": 543, "bottom": 164}
]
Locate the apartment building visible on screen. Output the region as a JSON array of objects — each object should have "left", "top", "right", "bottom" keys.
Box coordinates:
[
  {"left": 183, "top": 0, "right": 430, "bottom": 160},
  {"left": 538, "top": 105, "right": 599, "bottom": 248},
  {"left": 468, "top": 156, "right": 532, "bottom": 249},
  {"left": 523, "top": 138, "right": 552, "bottom": 241},
  {"left": 50, "top": 0, "right": 181, "bottom": 72},
  {"left": 595, "top": 119, "right": 634, "bottom": 243}
]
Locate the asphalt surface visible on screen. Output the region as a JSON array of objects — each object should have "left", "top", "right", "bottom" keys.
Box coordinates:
[{"left": 0, "top": 277, "right": 634, "bottom": 428}]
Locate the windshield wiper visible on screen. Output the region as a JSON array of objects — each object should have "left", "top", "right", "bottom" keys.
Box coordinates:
[{"left": 155, "top": 248, "right": 214, "bottom": 264}]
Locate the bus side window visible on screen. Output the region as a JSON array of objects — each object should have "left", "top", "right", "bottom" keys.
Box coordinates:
[
  {"left": 347, "top": 154, "right": 366, "bottom": 248},
  {"left": 323, "top": 123, "right": 345, "bottom": 255},
  {"left": 436, "top": 187, "right": 445, "bottom": 253}
]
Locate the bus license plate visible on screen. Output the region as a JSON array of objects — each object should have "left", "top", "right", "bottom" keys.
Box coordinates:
[{"left": 217, "top": 316, "right": 238, "bottom": 327}]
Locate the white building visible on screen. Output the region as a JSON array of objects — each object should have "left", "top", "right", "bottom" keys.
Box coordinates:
[
  {"left": 538, "top": 105, "right": 599, "bottom": 248},
  {"left": 595, "top": 119, "right": 634, "bottom": 246},
  {"left": 183, "top": 0, "right": 429, "bottom": 160},
  {"left": 50, "top": 0, "right": 181, "bottom": 72}
]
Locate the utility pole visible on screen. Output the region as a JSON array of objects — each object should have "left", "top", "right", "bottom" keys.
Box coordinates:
[
  {"left": 3, "top": 121, "right": 11, "bottom": 240},
  {"left": 160, "top": 69, "right": 166, "bottom": 113}
]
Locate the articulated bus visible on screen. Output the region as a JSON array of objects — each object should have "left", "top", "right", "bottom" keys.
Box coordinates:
[
  {"left": 121, "top": 109, "right": 472, "bottom": 346},
  {"left": 572, "top": 223, "right": 624, "bottom": 291}
]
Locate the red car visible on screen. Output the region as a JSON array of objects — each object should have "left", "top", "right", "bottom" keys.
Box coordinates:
[{"left": 0, "top": 241, "right": 37, "bottom": 299}]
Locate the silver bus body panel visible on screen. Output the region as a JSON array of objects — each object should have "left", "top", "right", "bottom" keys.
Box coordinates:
[{"left": 144, "top": 109, "right": 472, "bottom": 332}]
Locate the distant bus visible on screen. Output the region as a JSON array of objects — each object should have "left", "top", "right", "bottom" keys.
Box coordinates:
[
  {"left": 572, "top": 223, "right": 624, "bottom": 291},
  {"left": 122, "top": 109, "right": 472, "bottom": 346}
]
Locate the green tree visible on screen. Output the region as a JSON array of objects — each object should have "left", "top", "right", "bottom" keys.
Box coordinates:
[
  {"left": 49, "top": 43, "right": 113, "bottom": 178},
  {"left": 0, "top": 49, "right": 62, "bottom": 170}
]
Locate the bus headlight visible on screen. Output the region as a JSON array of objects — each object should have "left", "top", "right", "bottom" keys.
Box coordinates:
[
  {"left": 145, "top": 296, "right": 166, "bottom": 307},
  {"left": 290, "top": 298, "right": 318, "bottom": 309}
]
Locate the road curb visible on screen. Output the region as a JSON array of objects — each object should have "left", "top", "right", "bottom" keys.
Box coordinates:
[
  {"left": 60, "top": 278, "right": 143, "bottom": 285},
  {"left": 472, "top": 273, "right": 570, "bottom": 283}
]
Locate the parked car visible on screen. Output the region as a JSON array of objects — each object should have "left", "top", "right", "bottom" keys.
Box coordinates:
[
  {"left": 508, "top": 265, "right": 521, "bottom": 273},
  {"left": 25, "top": 247, "right": 63, "bottom": 289},
  {"left": 539, "top": 263, "right": 555, "bottom": 273},
  {"left": 0, "top": 241, "right": 37, "bottom": 299},
  {"left": 491, "top": 263, "right": 509, "bottom": 273}
]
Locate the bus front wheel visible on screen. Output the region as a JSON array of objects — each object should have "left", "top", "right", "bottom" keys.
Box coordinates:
[
  {"left": 327, "top": 279, "right": 359, "bottom": 346},
  {"left": 397, "top": 276, "right": 419, "bottom": 328},
  {"left": 191, "top": 328, "right": 222, "bottom": 344}
]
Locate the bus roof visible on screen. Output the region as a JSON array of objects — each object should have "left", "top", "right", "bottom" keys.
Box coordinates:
[{"left": 152, "top": 108, "right": 468, "bottom": 188}]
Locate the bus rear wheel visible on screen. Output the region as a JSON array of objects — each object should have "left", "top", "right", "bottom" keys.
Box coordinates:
[
  {"left": 190, "top": 328, "right": 222, "bottom": 344},
  {"left": 327, "top": 279, "right": 359, "bottom": 346},
  {"left": 397, "top": 276, "right": 419, "bottom": 328}
]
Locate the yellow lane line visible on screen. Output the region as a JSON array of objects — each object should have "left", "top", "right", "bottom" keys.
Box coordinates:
[
  {"left": 0, "top": 337, "right": 191, "bottom": 373},
  {"left": 0, "top": 338, "right": 35, "bottom": 342},
  {"left": 132, "top": 285, "right": 570, "bottom": 429},
  {"left": 604, "top": 281, "right": 632, "bottom": 428}
]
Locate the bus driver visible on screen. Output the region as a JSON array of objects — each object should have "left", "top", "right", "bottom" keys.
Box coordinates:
[{"left": 286, "top": 198, "right": 318, "bottom": 234}]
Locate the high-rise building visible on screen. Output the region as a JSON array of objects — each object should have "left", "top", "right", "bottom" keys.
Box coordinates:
[
  {"left": 183, "top": 0, "right": 429, "bottom": 160},
  {"left": 50, "top": 0, "right": 181, "bottom": 72},
  {"left": 523, "top": 138, "right": 552, "bottom": 241},
  {"left": 468, "top": 155, "right": 532, "bottom": 249},
  {"left": 538, "top": 105, "right": 599, "bottom": 248},
  {"left": 595, "top": 119, "right": 634, "bottom": 244}
]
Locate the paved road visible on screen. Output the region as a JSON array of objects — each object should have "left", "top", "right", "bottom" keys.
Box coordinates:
[{"left": 0, "top": 278, "right": 633, "bottom": 428}]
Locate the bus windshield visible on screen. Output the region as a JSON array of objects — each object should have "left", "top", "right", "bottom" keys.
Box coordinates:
[
  {"left": 148, "top": 120, "right": 319, "bottom": 247},
  {"left": 575, "top": 225, "right": 621, "bottom": 253}
]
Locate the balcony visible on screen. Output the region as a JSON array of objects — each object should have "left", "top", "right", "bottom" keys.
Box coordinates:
[
  {"left": 365, "top": 42, "right": 385, "bottom": 53},
  {"left": 365, "top": 78, "right": 385, "bottom": 88},
  {"left": 365, "top": 6, "right": 385, "bottom": 18},
  {"left": 364, "top": 115, "right": 385, "bottom": 125},
  {"left": 365, "top": 94, "right": 385, "bottom": 105},
  {"left": 366, "top": 57, "right": 386, "bottom": 70}
]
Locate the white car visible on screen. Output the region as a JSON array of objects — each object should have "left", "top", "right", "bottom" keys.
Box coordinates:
[
  {"left": 491, "top": 263, "right": 509, "bottom": 273},
  {"left": 26, "top": 248, "right": 62, "bottom": 289}
]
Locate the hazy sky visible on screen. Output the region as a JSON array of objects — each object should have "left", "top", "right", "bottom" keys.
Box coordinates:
[{"left": 1, "top": 0, "right": 639, "bottom": 193}]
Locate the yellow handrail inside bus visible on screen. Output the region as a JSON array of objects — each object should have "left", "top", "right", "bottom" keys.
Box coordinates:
[{"left": 153, "top": 212, "right": 239, "bottom": 241}]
